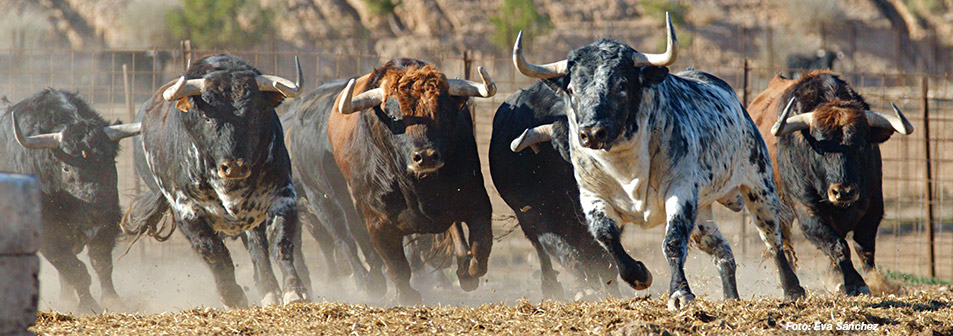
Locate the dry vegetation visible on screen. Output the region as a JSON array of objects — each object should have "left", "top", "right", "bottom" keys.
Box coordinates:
[{"left": 32, "top": 286, "right": 953, "bottom": 335}]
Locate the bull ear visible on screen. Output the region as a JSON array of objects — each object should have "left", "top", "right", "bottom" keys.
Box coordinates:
[
  {"left": 541, "top": 75, "right": 570, "bottom": 95},
  {"left": 175, "top": 98, "right": 190, "bottom": 112},
  {"left": 640, "top": 66, "right": 668, "bottom": 86},
  {"left": 869, "top": 127, "right": 894, "bottom": 144}
]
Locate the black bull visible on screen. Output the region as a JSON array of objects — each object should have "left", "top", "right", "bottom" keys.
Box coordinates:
[
  {"left": 0, "top": 89, "right": 140, "bottom": 312},
  {"left": 123, "top": 54, "right": 310, "bottom": 308},
  {"left": 489, "top": 81, "right": 619, "bottom": 299}
]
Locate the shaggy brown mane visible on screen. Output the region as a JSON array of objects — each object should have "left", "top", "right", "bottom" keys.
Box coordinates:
[
  {"left": 380, "top": 64, "right": 449, "bottom": 121},
  {"left": 812, "top": 99, "right": 867, "bottom": 131}
]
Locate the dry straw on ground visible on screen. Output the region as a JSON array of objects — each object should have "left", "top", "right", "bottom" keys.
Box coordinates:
[{"left": 32, "top": 286, "right": 953, "bottom": 335}]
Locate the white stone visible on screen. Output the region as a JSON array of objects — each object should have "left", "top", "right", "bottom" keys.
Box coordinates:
[{"left": 0, "top": 174, "right": 40, "bottom": 255}]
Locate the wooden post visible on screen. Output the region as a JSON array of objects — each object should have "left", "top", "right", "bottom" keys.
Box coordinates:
[
  {"left": 740, "top": 59, "right": 751, "bottom": 256},
  {"left": 123, "top": 64, "right": 140, "bottom": 197},
  {"left": 181, "top": 39, "right": 192, "bottom": 71},
  {"left": 922, "top": 76, "right": 936, "bottom": 278},
  {"left": 462, "top": 50, "right": 476, "bottom": 133}
]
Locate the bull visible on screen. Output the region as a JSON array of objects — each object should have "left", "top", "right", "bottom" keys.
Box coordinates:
[
  {"left": 511, "top": 14, "right": 805, "bottom": 310},
  {"left": 284, "top": 58, "right": 496, "bottom": 304},
  {"left": 748, "top": 71, "right": 913, "bottom": 295},
  {"left": 122, "top": 54, "right": 309, "bottom": 308},
  {"left": 786, "top": 49, "right": 843, "bottom": 79},
  {"left": 0, "top": 89, "right": 140, "bottom": 312},
  {"left": 489, "top": 81, "right": 619, "bottom": 299}
]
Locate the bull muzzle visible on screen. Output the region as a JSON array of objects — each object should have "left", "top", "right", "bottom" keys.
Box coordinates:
[
  {"left": 218, "top": 159, "right": 251, "bottom": 179},
  {"left": 827, "top": 183, "right": 859, "bottom": 205},
  {"left": 409, "top": 148, "right": 444, "bottom": 175},
  {"left": 578, "top": 125, "right": 612, "bottom": 150}
]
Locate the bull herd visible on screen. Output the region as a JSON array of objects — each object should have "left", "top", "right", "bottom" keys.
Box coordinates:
[{"left": 1, "top": 14, "right": 916, "bottom": 312}]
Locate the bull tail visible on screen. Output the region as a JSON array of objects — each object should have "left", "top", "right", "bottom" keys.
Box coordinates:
[{"left": 119, "top": 189, "right": 175, "bottom": 257}]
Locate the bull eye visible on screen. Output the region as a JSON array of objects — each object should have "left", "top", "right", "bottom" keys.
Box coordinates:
[
  {"left": 62, "top": 166, "right": 70, "bottom": 173},
  {"left": 205, "top": 117, "right": 212, "bottom": 123}
]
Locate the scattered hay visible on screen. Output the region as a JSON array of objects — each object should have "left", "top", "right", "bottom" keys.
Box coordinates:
[{"left": 32, "top": 287, "right": 953, "bottom": 335}]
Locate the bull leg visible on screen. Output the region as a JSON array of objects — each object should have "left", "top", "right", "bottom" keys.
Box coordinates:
[
  {"left": 42, "top": 238, "right": 100, "bottom": 313},
  {"left": 177, "top": 216, "right": 247, "bottom": 308},
  {"left": 368, "top": 221, "right": 420, "bottom": 305},
  {"left": 266, "top": 198, "right": 310, "bottom": 304},
  {"left": 292, "top": 219, "right": 313, "bottom": 297},
  {"left": 522, "top": 224, "right": 564, "bottom": 299},
  {"left": 796, "top": 209, "right": 869, "bottom": 296},
  {"left": 741, "top": 185, "right": 806, "bottom": 299},
  {"left": 241, "top": 223, "right": 282, "bottom": 306},
  {"left": 344, "top": 202, "right": 387, "bottom": 297},
  {"left": 691, "top": 205, "right": 739, "bottom": 300},
  {"left": 581, "top": 196, "right": 652, "bottom": 292},
  {"left": 87, "top": 213, "right": 123, "bottom": 309},
  {"left": 309, "top": 194, "right": 373, "bottom": 294},
  {"left": 301, "top": 208, "right": 344, "bottom": 283},
  {"left": 660, "top": 191, "right": 698, "bottom": 311},
  {"left": 461, "top": 204, "right": 493, "bottom": 292}
]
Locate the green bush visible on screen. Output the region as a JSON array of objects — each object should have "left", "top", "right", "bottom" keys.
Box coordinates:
[
  {"left": 882, "top": 268, "right": 952, "bottom": 286},
  {"left": 167, "top": 0, "right": 273, "bottom": 49},
  {"left": 362, "top": 0, "right": 397, "bottom": 15},
  {"left": 490, "top": 0, "right": 552, "bottom": 53}
]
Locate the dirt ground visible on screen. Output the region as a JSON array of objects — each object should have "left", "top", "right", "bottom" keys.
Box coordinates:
[{"left": 32, "top": 286, "right": 953, "bottom": 335}]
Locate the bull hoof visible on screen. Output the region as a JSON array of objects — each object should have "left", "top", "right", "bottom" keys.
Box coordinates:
[
  {"left": 261, "top": 291, "right": 280, "bottom": 306},
  {"left": 847, "top": 285, "right": 871, "bottom": 297},
  {"left": 367, "top": 271, "right": 388, "bottom": 298},
  {"left": 459, "top": 275, "right": 480, "bottom": 292},
  {"left": 282, "top": 288, "right": 309, "bottom": 304},
  {"left": 667, "top": 290, "right": 695, "bottom": 311},
  {"left": 101, "top": 293, "right": 126, "bottom": 312},
  {"left": 620, "top": 261, "right": 652, "bottom": 290},
  {"left": 541, "top": 279, "right": 565, "bottom": 300},
  {"left": 785, "top": 285, "right": 807, "bottom": 300},
  {"left": 77, "top": 297, "right": 103, "bottom": 314},
  {"left": 397, "top": 289, "right": 423, "bottom": 306},
  {"left": 222, "top": 286, "right": 249, "bottom": 309}
]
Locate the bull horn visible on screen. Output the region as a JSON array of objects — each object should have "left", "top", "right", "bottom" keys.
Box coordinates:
[
  {"left": 448, "top": 66, "right": 497, "bottom": 98},
  {"left": 103, "top": 123, "right": 142, "bottom": 141},
  {"left": 513, "top": 30, "right": 568, "bottom": 79},
  {"left": 633, "top": 12, "right": 679, "bottom": 67},
  {"left": 771, "top": 97, "right": 813, "bottom": 136},
  {"left": 511, "top": 124, "right": 554, "bottom": 153},
  {"left": 11, "top": 111, "right": 62, "bottom": 149},
  {"left": 865, "top": 103, "right": 914, "bottom": 135},
  {"left": 338, "top": 79, "right": 385, "bottom": 115},
  {"left": 162, "top": 76, "right": 205, "bottom": 101},
  {"left": 256, "top": 56, "right": 303, "bottom": 98}
]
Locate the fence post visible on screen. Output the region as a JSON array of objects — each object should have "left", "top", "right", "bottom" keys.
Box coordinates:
[
  {"left": 0, "top": 173, "right": 40, "bottom": 336},
  {"left": 740, "top": 58, "right": 751, "bottom": 256},
  {"left": 922, "top": 75, "right": 936, "bottom": 278},
  {"left": 181, "top": 39, "right": 192, "bottom": 71}
]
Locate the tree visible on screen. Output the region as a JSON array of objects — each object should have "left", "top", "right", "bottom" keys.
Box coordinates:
[
  {"left": 490, "top": 0, "right": 552, "bottom": 53},
  {"left": 167, "top": 0, "right": 273, "bottom": 49}
]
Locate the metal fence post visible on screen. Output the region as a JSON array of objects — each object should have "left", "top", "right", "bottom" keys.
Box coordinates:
[{"left": 922, "top": 75, "right": 936, "bottom": 278}]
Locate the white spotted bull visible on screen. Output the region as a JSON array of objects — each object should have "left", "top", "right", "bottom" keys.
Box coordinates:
[{"left": 510, "top": 13, "right": 805, "bottom": 310}]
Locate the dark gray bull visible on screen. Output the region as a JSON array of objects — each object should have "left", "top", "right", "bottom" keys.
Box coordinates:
[
  {"left": 122, "top": 54, "right": 310, "bottom": 308},
  {"left": 512, "top": 14, "right": 805, "bottom": 310},
  {"left": 0, "top": 89, "right": 140, "bottom": 312}
]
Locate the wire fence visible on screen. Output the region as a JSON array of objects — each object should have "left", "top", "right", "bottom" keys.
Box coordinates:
[{"left": 2, "top": 43, "right": 951, "bottom": 283}]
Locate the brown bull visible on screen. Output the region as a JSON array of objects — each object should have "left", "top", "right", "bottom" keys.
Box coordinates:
[
  {"left": 748, "top": 71, "right": 912, "bottom": 296},
  {"left": 285, "top": 58, "right": 496, "bottom": 304}
]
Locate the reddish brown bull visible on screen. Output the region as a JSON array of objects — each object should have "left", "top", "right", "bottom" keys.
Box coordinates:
[
  {"left": 749, "top": 71, "right": 913, "bottom": 296},
  {"left": 284, "top": 58, "right": 496, "bottom": 304}
]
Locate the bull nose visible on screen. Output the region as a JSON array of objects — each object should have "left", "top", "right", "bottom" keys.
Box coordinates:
[
  {"left": 218, "top": 159, "right": 251, "bottom": 179},
  {"left": 828, "top": 183, "right": 858, "bottom": 204},
  {"left": 410, "top": 148, "right": 444, "bottom": 172},
  {"left": 578, "top": 126, "right": 610, "bottom": 149}
]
